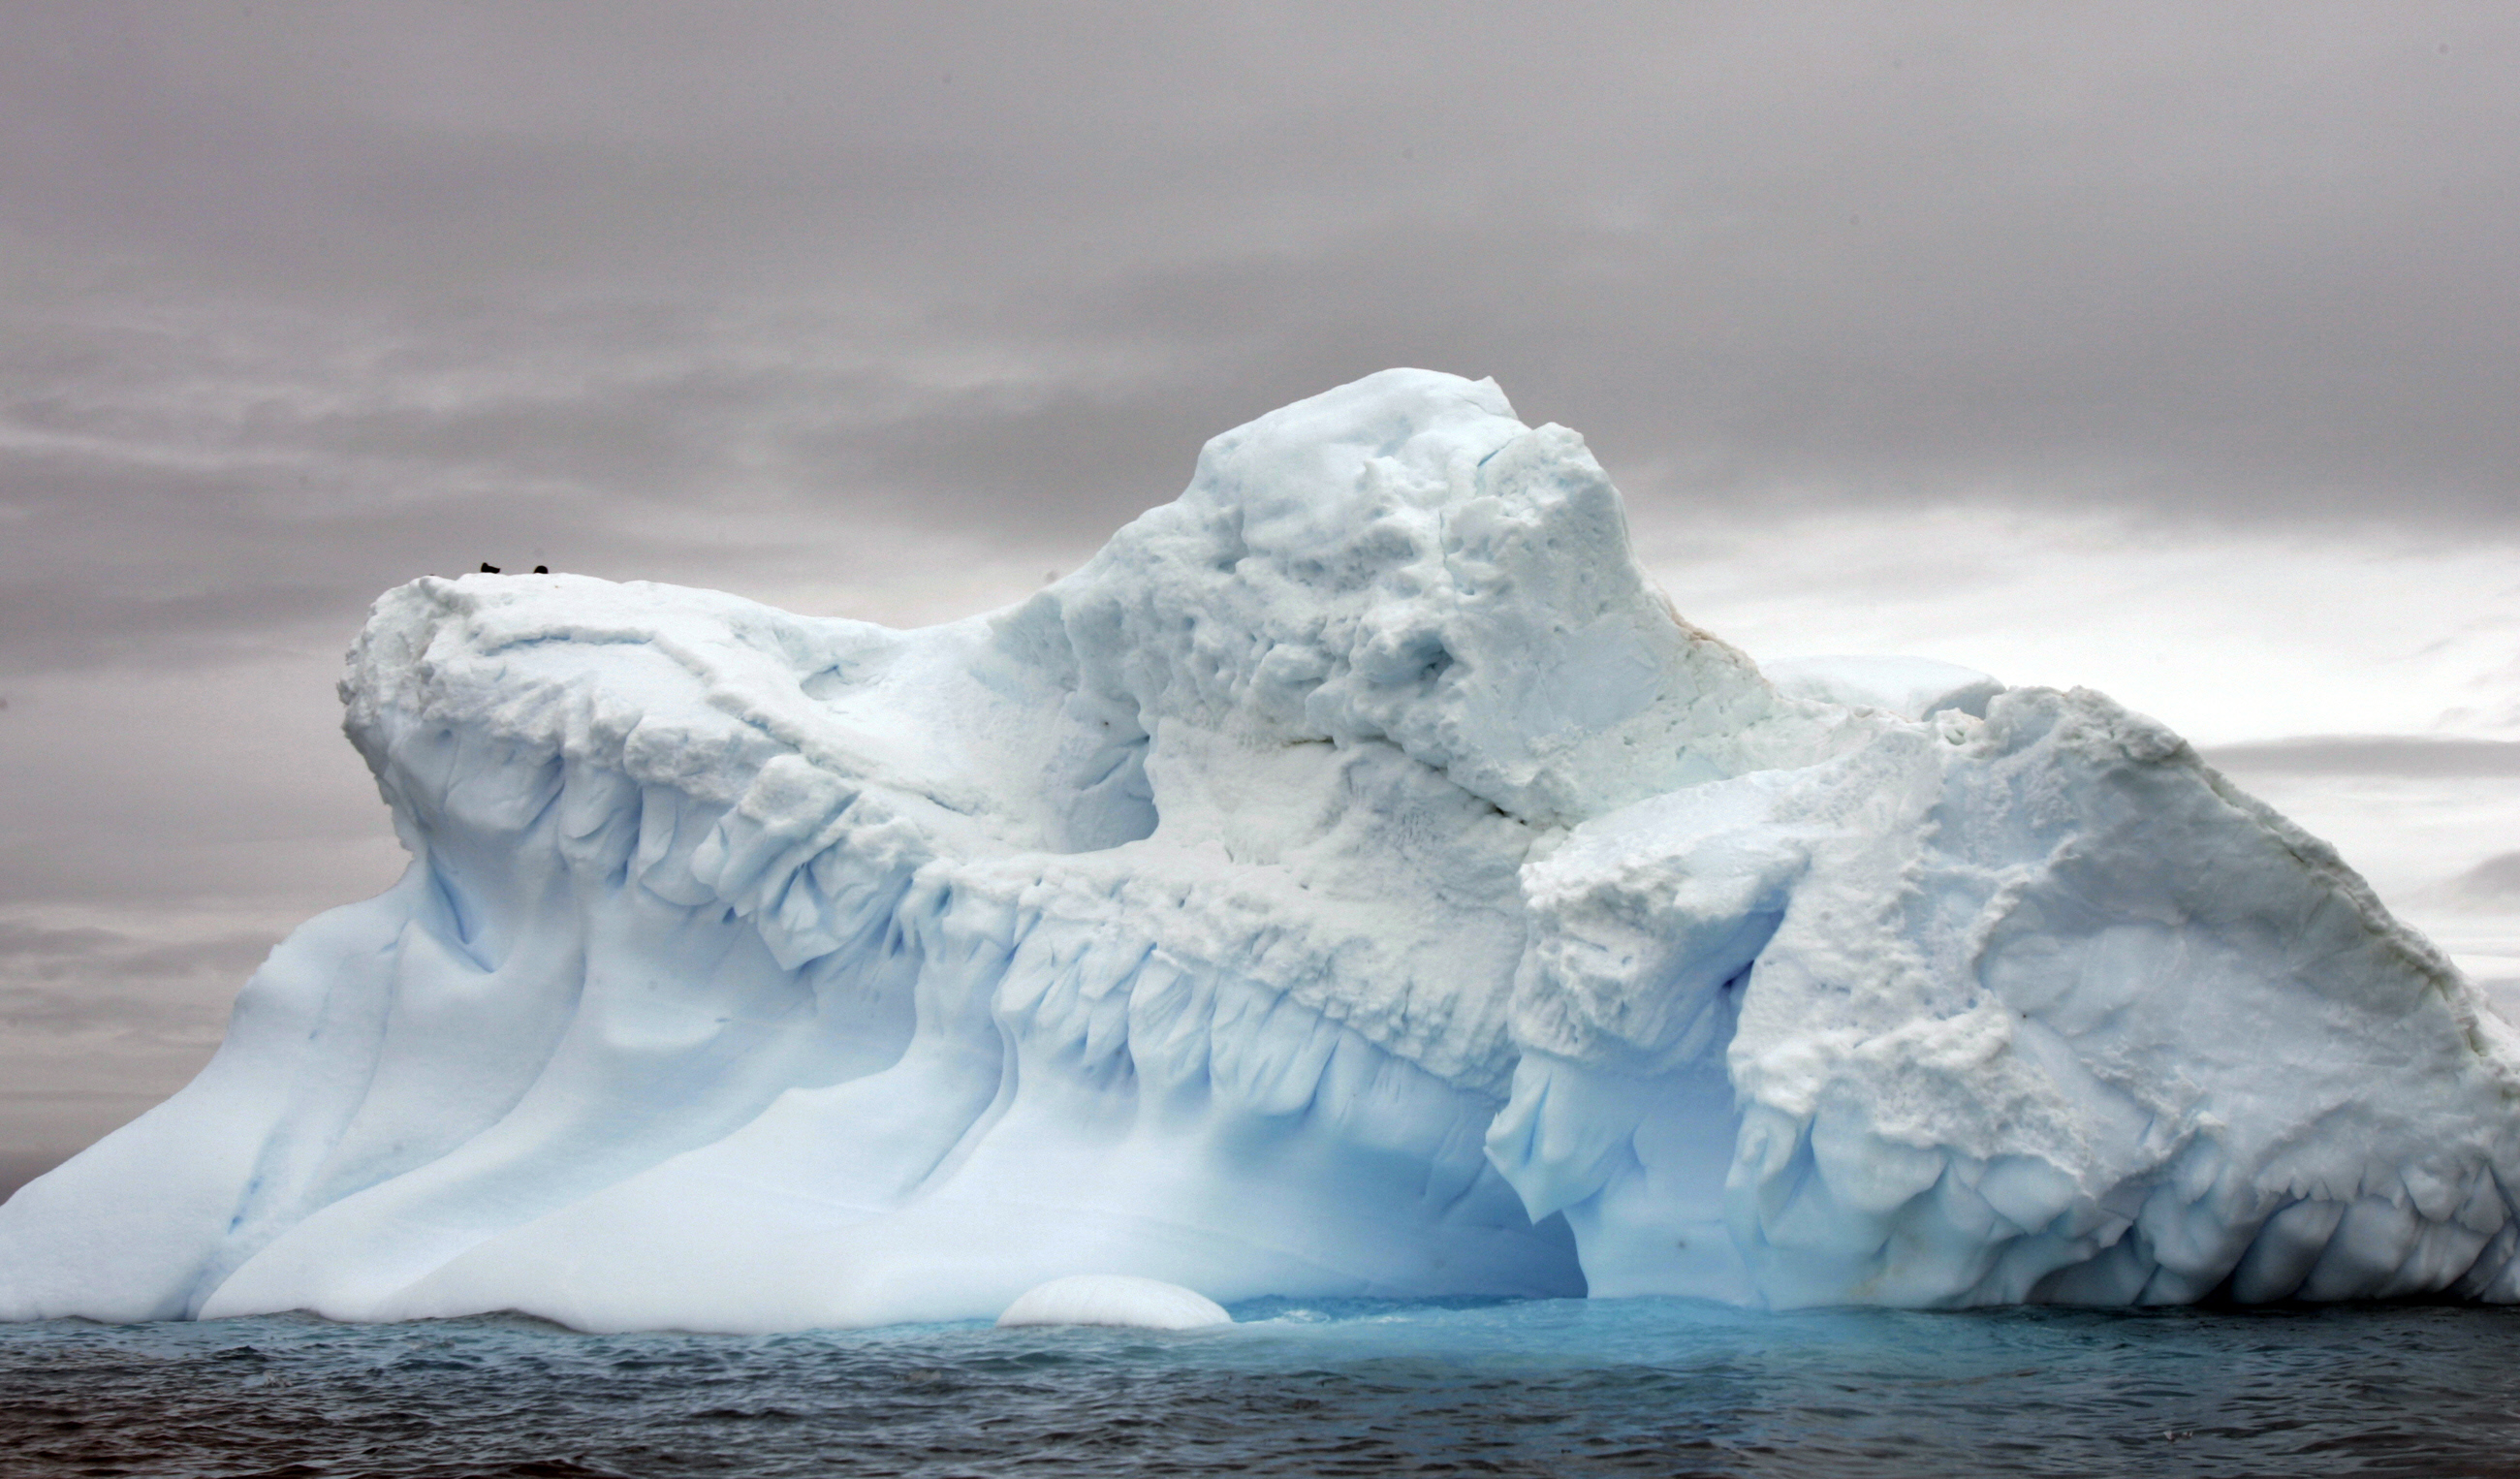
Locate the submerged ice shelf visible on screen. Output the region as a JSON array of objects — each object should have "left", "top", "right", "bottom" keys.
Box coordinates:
[{"left": 7, "top": 369, "right": 2519, "bottom": 1331}]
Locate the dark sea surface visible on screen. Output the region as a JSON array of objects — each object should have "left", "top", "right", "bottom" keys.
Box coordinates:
[{"left": 5, "top": 1298, "right": 2519, "bottom": 1478}]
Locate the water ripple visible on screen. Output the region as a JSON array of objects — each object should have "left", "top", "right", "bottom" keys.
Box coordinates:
[{"left": 5, "top": 1300, "right": 2518, "bottom": 1476}]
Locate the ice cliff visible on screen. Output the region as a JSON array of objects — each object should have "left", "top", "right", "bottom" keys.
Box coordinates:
[{"left": 8, "top": 369, "right": 2520, "bottom": 1331}]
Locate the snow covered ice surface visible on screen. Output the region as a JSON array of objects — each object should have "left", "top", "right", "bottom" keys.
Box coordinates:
[
  {"left": 995, "top": 1274, "right": 1232, "bottom": 1330},
  {"left": 8, "top": 368, "right": 2520, "bottom": 1332}
]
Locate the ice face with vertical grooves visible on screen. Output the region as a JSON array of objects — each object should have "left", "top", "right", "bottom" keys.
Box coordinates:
[{"left": 6, "top": 368, "right": 2519, "bottom": 1331}]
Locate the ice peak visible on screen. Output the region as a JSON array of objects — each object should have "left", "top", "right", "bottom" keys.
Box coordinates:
[
  {"left": 1178, "top": 367, "right": 1528, "bottom": 539},
  {"left": 1001, "top": 369, "right": 1836, "bottom": 829}
]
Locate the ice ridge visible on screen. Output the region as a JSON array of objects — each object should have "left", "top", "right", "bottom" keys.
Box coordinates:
[{"left": 6, "top": 368, "right": 2518, "bottom": 1331}]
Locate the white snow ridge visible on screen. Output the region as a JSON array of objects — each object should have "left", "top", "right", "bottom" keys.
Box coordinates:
[{"left": 7, "top": 369, "right": 2519, "bottom": 1331}]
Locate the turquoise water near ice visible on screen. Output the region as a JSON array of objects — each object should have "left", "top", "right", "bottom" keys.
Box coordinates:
[{"left": 7, "top": 1298, "right": 2519, "bottom": 1476}]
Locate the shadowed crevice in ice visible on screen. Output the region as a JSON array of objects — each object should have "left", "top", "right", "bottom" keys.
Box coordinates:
[{"left": 6, "top": 369, "right": 2519, "bottom": 1330}]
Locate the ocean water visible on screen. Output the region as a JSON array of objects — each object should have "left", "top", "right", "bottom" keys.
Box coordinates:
[{"left": 6, "top": 1298, "right": 2519, "bottom": 1478}]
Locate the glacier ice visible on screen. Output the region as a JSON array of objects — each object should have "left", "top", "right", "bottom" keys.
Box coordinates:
[
  {"left": 1761, "top": 655, "right": 2003, "bottom": 723},
  {"left": 7, "top": 368, "right": 2520, "bottom": 1331},
  {"left": 996, "top": 1274, "right": 1231, "bottom": 1330}
]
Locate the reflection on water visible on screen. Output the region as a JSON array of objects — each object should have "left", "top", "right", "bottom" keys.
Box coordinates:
[{"left": 6, "top": 1297, "right": 2518, "bottom": 1476}]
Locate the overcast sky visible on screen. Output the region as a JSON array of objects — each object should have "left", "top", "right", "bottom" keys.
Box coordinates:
[{"left": 5, "top": 2, "right": 2518, "bottom": 1189}]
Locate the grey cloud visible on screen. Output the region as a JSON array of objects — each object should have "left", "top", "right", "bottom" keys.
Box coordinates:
[
  {"left": 829, "top": 379, "right": 1279, "bottom": 540},
  {"left": 2444, "top": 852, "right": 2520, "bottom": 904},
  {"left": 2203, "top": 737, "right": 2520, "bottom": 776},
  {"left": 0, "top": 990, "right": 216, "bottom": 1040},
  {"left": 2, "top": 2, "right": 2513, "bottom": 691},
  {"left": 3, "top": 3, "right": 2512, "bottom": 534},
  {"left": 0, "top": 920, "right": 265, "bottom": 1076},
  {"left": 0, "top": 655, "right": 408, "bottom": 910},
  {"left": 0, "top": 919, "right": 274, "bottom": 976},
  {"left": 3, "top": 2, "right": 2511, "bottom": 683}
]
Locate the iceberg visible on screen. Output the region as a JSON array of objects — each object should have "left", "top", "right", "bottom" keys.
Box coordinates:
[
  {"left": 996, "top": 1274, "right": 1231, "bottom": 1330},
  {"left": 6, "top": 369, "right": 2518, "bottom": 1331}
]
